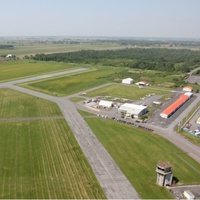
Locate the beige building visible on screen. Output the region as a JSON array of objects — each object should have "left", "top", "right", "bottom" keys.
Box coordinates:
[{"left": 156, "top": 162, "right": 173, "bottom": 186}]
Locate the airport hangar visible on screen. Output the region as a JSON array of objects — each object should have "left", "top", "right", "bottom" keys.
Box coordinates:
[
  {"left": 160, "top": 92, "right": 193, "bottom": 119},
  {"left": 118, "top": 103, "right": 147, "bottom": 118}
]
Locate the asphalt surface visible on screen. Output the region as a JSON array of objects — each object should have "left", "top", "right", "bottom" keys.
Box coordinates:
[
  {"left": 0, "top": 71, "right": 140, "bottom": 199},
  {"left": 169, "top": 185, "right": 200, "bottom": 199},
  {"left": 2, "top": 68, "right": 88, "bottom": 85}
]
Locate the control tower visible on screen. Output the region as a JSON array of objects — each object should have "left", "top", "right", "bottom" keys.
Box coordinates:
[{"left": 156, "top": 162, "right": 173, "bottom": 186}]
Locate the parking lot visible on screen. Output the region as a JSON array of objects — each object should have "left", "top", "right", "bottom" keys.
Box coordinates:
[
  {"left": 185, "top": 75, "right": 200, "bottom": 85},
  {"left": 183, "top": 105, "right": 200, "bottom": 136},
  {"left": 169, "top": 185, "right": 200, "bottom": 199}
]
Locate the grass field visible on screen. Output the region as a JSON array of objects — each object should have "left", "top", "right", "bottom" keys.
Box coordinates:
[
  {"left": 0, "top": 42, "right": 128, "bottom": 58},
  {"left": 70, "top": 97, "right": 86, "bottom": 102},
  {"left": 0, "top": 60, "right": 86, "bottom": 82},
  {"left": 85, "top": 84, "right": 171, "bottom": 100},
  {"left": 23, "top": 67, "right": 124, "bottom": 96},
  {"left": 0, "top": 89, "right": 62, "bottom": 118},
  {"left": 0, "top": 89, "right": 106, "bottom": 199},
  {"left": 83, "top": 117, "right": 200, "bottom": 199}
]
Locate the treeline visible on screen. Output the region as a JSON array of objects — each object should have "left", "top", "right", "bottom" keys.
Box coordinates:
[
  {"left": 33, "top": 48, "right": 200, "bottom": 72},
  {"left": 0, "top": 44, "right": 14, "bottom": 49}
]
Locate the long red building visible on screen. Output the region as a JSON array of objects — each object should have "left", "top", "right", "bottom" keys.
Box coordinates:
[{"left": 160, "top": 92, "right": 193, "bottom": 119}]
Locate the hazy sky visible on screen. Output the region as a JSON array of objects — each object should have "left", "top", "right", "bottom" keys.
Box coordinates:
[{"left": 1, "top": 0, "right": 200, "bottom": 38}]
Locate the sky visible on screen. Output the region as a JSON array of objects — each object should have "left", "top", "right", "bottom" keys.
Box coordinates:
[{"left": 0, "top": 0, "right": 200, "bottom": 38}]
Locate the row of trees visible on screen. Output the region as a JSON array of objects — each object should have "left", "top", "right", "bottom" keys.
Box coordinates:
[
  {"left": 0, "top": 44, "right": 14, "bottom": 49},
  {"left": 33, "top": 48, "right": 200, "bottom": 72}
]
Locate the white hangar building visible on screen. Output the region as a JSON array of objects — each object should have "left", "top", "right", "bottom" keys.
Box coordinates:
[
  {"left": 122, "top": 78, "right": 133, "bottom": 85},
  {"left": 118, "top": 103, "right": 147, "bottom": 118},
  {"left": 99, "top": 100, "right": 113, "bottom": 108}
]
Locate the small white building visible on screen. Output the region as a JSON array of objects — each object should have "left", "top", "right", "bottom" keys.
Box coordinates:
[
  {"left": 122, "top": 78, "right": 133, "bottom": 85},
  {"left": 6, "top": 54, "right": 12, "bottom": 58},
  {"left": 118, "top": 103, "right": 147, "bottom": 118},
  {"left": 99, "top": 100, "right": 113, "bottom": 108},
  {"left": 183, "top": 86, "right": 193, "bottom": 92}
]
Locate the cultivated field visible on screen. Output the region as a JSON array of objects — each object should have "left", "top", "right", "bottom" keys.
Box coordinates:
[
  {"left": 0, "top": 41, "right": 128, "bottom": 58},
  {"left": 82, "top": 116, "right": 200, "bottom": 199},
  {"left": 0, "top": 89, "right": 106, "bottom": 199},
  {"left": 0, "top": 60, "right": 85, "bottom": 82},
  {"left": 22, "top": 67, "right": 124, "bottom": 96},
  {"left": 85, "top": 84, "right": 171, "bottom": 100}
]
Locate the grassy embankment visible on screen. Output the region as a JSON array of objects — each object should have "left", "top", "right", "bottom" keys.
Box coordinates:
[
  {"left": 0, "top": 89, "right": 106, "bottom": 199},
  {"left": 80, "top": 114, "right": 200, "bottom": 199}
]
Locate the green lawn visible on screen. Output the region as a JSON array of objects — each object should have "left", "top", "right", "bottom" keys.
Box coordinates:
[
  {"left": 86, "top": 84, "right": 171, "bottom": 100},
  {"left": 70, "top": 97, "right": 86, "bottom": 102},
  {"left": 23, "top": 67, "right": 124, "bottom": 96},
  {"left": 0, "top": 89, "right": 106, "bottom": 199},
  {"left": 84, "top": 117, "right": 200, "bottom": 199},
  {"left": 0, "top": 60, "right": 85, "bottom": 82},
  {"left": 78, "top": 109, "right": 95, "bottom": 116}
]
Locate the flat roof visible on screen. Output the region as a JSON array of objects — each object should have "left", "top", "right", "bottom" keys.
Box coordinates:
[
  {"left": 157, "top": 162, "right": 172, "bottom": 169},
  {"left": 119, "top": 103, "right": 147, "bottom": 115}
]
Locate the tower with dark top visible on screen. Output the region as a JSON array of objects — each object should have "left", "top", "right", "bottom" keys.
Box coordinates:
[{"left": 156, "top": 162, "right": 173, "bottom": 186}]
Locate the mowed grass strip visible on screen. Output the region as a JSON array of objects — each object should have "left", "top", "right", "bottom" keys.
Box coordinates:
[
  {"left": 86, "top": 84, "right": 171, "bottom": 100},
  {"left": 0, "top": 119, "right": 106, "bottom": 199},
  {"left": 0, "top": 60, "right": 83, "bottom": 82},
  {"left": 0, "top": 89, "right": 62, "bottom": 118},
  {"left": 25, "top": 67, "right": 123, "bottom": 96},
  {"left": 84, "top": 118, "right": 200, "bottom": 199}
]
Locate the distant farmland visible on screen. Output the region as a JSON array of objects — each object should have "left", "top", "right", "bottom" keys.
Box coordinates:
[{"left": 0, "top": 89, "right": 106, "bottom": 199}]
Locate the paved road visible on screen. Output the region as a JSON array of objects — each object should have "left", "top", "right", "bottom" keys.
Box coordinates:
[{"left": 0, "top": 74, "right": 140, "bottom": 199}]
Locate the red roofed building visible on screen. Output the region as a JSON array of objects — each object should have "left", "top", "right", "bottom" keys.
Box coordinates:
[
  {"left": 160, "top": 93, "right": 193, "bottom": 119},
  {"left": 135, "top": 81, "right": 148, "bottom": 86},
  {"left": 183, "top": 86, "right": 193, "bottom": 92}
]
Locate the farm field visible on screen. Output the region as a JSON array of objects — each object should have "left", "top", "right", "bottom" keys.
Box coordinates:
[
  {"left": 85, "top": 84, "right": 171, "bottom": 100},
  {"left": 0, "top": 42, "right": 128, "bottom": 58},
  {"left": 22, "top": 67, "right": 124, "bottom": 96},
  {"left": 0, "top": 60, "right": 85, "bottom": 82},
  {"left": 0, "top": 89, "right": 106, "bottom": 199},
  {"left": 83, "top": 117, "right": 200, "bottom": 199}
]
